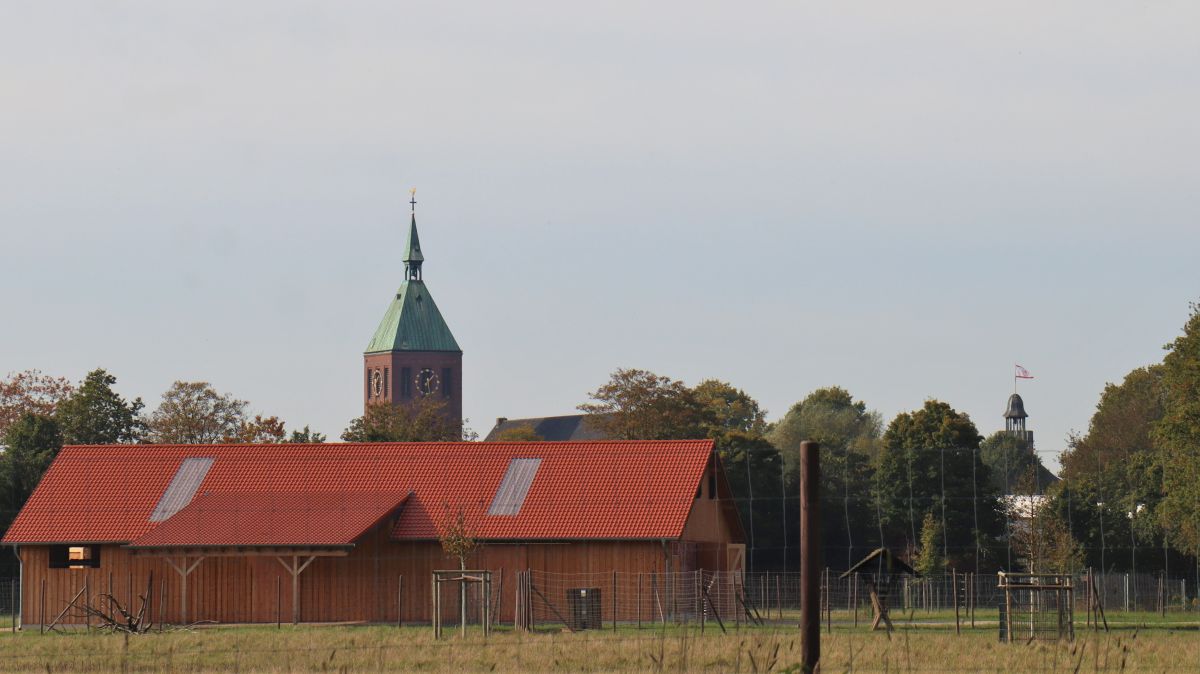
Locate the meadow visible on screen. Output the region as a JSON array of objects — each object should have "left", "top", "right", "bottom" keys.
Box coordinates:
[{"left": 1, "top": 620, "right": 1197, "bottom": 673}]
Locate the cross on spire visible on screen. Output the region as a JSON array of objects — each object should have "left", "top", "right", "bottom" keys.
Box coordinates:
[{"left": 410, "top": 187, "right": 417, "bottom": 213}]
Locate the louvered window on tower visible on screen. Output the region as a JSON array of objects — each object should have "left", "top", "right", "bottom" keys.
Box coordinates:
[
  {"left": 442, "top": 368, "right": 452, "bottom": 398},
  {"left": 488, "top": 458, "right": 542, "bottom": 516},
  {"left": 401, "top": 367, "right": 412, "bottom": 398},
  {"left": 149, "top": 457, "right": 215, "bottom": 522}
]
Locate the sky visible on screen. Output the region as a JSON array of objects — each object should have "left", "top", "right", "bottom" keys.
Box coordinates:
[{"left": 2, "top": 2, "right": 1198, "bottom": 469}]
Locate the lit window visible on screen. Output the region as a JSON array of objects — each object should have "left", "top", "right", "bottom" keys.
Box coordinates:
[{"left": 49, "top": 544, "right": 100, "bottom": 569}]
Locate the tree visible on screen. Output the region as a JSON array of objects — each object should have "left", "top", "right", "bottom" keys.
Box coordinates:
[
  {"left": 979, "top": 431, "right": 1055, "bottom": 495},
  {"left": 1010, "top": 472, "right": 1085, "bottom": 574},
  {"left": 1155, "top": 303, "right": 1200, "bottom": 555},
  {"left": 0, "top": 370, "right": 72, "bottom": 438},
  {"left": 769, "top": 387, "right": 882, "bottom": 569},
  {"left": 0, "top": 413, "right": 63, "bottom": 537},
  {"left": 146, "top": 381, "right": 248, "bottom": 444},
  {"left": 1055, "top": 365, "right": 1170, "bottom": 571},
  {"left": 913, "top": 512, "right": 945, "bottom": 576},
  {"left": 578, "top": 369, "right": 712, "bottom": 440},
  {"left": 288, "top": 426, "right": 327, "bottom": 443},
  {"left": 341, "top": 396, "right": 461, "bottom": 442},
  {"left": 492, "top": 425, "right": 544, "bottom": 442},
  {"left": 55, "top": 369, "right": 144, "bottom": 445},
  {"left": 874, "top": 400, "right": 1004, "bottom": 570},
  {"left": 718, "top": 430, "right": 786, "bottom": 571},
  {"left": 693, "top": 379, "right": 768, "bottom": 435},
  {"left": 234, "top": 415, "right": 287, "bottom": 443}
]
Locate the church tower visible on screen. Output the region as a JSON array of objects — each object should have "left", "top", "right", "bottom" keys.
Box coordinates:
[{"left": 363, "top": 191, "right": 462, "bottom": 425}]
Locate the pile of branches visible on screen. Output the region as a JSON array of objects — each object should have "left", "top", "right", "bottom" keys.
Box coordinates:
[{"left": 46, "top": 572, "right": 155, "bottom": 634}]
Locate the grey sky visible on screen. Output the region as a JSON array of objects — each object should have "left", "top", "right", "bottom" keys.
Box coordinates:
[{"left": 3, "top": 2, "right": 1197, "bottom": 466}]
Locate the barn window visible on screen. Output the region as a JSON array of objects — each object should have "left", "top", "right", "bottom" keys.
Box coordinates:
[
  {"left": 49, "top": 545, "right": 101, "bottom": 569},
  {"left": 488, "top": 458, "right": 542, "bottom": 516},
  {"left": 149, "top": 457, "right": 215, "bottom": 522}
]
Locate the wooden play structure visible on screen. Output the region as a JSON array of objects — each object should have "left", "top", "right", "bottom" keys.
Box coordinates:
[{"left": 840, "top": 548, "right": 919, "bottom": 633}]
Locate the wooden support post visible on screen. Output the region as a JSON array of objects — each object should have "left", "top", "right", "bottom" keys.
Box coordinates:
[
  {"left": 953, "top": 568, "right": 959, "bottom": 635},
  {"left": 84, "top": 577, "right": 90, "bottom": 631},
  {"left": 613, "top": 570, "right": 618, "bottom": 632},
  {"left": 800, "top": 441, "right": 821, "bottom": 673},
  {"left": 397, "top": 575, "right": 403, "bottom": 627},
  {"left": 852, "top": 574, "right": 859, "bottom": 627},
  {"left": 165, "top": 556, "right": 204, "bottom": 626},
  {"left": 274, "top": 555, "right": 315, "bottom": 625},
  {"left": 637, "top": 573, "right": 643, "bottom": 630},
  {"left": 10, "top": 579, "right": 15, "bottom": 633},
  {"left": 158, "top": 579, "right": 166, "bottom": 633}
]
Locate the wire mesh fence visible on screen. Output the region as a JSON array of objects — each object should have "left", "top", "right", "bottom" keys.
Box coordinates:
[{"left": 502, "top": 568, "right": 1197, "bottom": 633}]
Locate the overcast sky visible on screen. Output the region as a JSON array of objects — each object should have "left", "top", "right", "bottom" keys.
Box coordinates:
[{"left": 3, "top": 2, "right": 1197, "bottom": 467}]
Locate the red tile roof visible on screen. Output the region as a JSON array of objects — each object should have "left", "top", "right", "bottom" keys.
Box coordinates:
[
  {"left": 129, "top": 492, "right": 409, "bottom": 548},
  {"left": 1, "top": 440, "right": 715, "bottom": 546}
]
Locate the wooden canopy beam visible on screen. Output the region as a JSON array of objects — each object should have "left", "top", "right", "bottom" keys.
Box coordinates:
[
  {"left": 276, "top": 555, "right": 318, "bottom": 625},
  {"left": 164, "top": 555, "right": 205, "bottom": 625}
]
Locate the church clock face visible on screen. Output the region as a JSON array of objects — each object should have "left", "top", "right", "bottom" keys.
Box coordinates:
[
  {"left": 371, "top": 369, "right": 384, "bottom": 397},
  {"left": 416, "top": 368, "right": 439, "bottom": 395}
]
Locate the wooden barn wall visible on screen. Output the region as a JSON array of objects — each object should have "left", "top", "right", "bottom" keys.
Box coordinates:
[
  {"left": 18, "top": 538, "right": 723, "bottom": 626},
  {"left": 19, "top": 493, "right": 740, "bottom": 626}
]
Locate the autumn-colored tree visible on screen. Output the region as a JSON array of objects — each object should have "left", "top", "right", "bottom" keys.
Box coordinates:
[
  {"left": 56, "top": 369, "right": 144, "bottom": 445},
  {"left": 147, "top": 381, "right": 248, "bottom": 444},
  {"left": 0, "top": 370, "right": 72, "bottom": 438},
  {"left": 341, "top": 396, "right": 461, "bottom": 442},
  {"left": 578, "top": 368, "right": 712, "bottom": 440},
  {"left": 437, "top": 504, "right": 480, "bottom": 570},
  {"left": 233, "top": 415, "right": 287, "bottom": 443},
  {"left": 491, "top": 425, "right": 544, "bottom": 442}
]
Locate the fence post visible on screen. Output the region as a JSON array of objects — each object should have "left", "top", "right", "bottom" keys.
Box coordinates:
[
  {"left": 637, "top": 573, "right": 642, "bottom": 630},
  {"left": 1124, "top": 573, "right": 1130, "bottom": 613},
  {"left": 800, "top": 441, "right": 821, "bottom": 673},
  {"left": 397, "top": 575, "right": 403, "bottom": 627},
  {"left": 952, "top": 568, "right": 959, "bottom": 635},
  {"left": 39, "top": 578, "right": 45, "bottom": 635},
  {"left": 613, "top": 570, "right": 618, "bottom": 632}
]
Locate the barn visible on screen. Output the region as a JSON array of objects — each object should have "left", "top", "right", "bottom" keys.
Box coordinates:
[{"left": 2, "top": 439, "right": 744, "bottom": 627}]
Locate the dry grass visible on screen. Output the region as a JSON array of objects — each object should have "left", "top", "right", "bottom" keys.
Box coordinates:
[{"left": 0, "top": 623, "right": 1196, "bottom": 672}]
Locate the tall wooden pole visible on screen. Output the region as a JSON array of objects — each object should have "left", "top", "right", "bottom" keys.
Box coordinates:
[{"left": 800, "top": 441, "right": 821, "bottom": 672}]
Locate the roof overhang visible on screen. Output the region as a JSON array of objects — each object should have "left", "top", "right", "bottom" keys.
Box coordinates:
[{"left": 126, "top": 545, "right": 353, "bottom": 558}]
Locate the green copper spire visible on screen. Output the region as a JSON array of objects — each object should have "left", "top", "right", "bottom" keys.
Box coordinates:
[
  {"left": 365, "top": 190, "right": 461, "bottom": 354},
  {"left": 403, "top": 188, "right": 424, "bottom": 279}
]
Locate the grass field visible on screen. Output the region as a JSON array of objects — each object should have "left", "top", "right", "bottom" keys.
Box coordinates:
[{"left": 1, "top": 620, "right": 1198, "bottom": 673}]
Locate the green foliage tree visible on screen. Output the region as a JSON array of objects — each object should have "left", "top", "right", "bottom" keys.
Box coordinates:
[
  {"left": 913, "top": 512, "right": 945, "bottom": 576},
  {"left": 146, "top": 381, "right": 248, "bottom": 444},
  {"left": 0, "top": 370, "right": 72, "bottom": 438},
  {"left": 1054, "top": 365, "right": 1169, "bottom": 571},
  {"left": 341, "top": 396, "right": 461, "bottom": 442},
  {"left": 769, "top": 387, "right": 881, "bottom": 569},
  {"left": 0, "top": 413, "right": 63, "bottom": 537},
  {"left": 979, "top": 431, "right": 1054, "bottom": 495},
  {"left": 1155, "top": 303, "right": 1200, "bottom": 556},
  {"left": 55, "top": 369, "right": 144, "bottom": 445},
  {"left": 874, "top": 400, "right": 1004, "bottom": 570},
  {"left": 578, "top": 369, "right": 711, "bottom": 440},
  {"left": 288, "top": 426, "right": 327, "bottom": 443}
]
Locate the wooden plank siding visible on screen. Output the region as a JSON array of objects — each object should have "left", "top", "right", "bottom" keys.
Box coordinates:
[{"left": 19, "top": 493, "right": 740, "bottom": 626}]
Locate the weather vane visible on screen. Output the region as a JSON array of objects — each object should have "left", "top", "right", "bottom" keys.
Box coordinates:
[{"left": 410, "top": 187, "right": 417, "bottom": 212}]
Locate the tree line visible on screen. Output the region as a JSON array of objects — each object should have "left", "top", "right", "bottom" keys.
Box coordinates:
[{"left": 3, "top": 302, "right": 1199, "bottom": 577}]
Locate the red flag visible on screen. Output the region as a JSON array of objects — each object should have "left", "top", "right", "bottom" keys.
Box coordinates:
[{"left": 1014, "top": 364, "right": 1034, "bottom": 379}]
